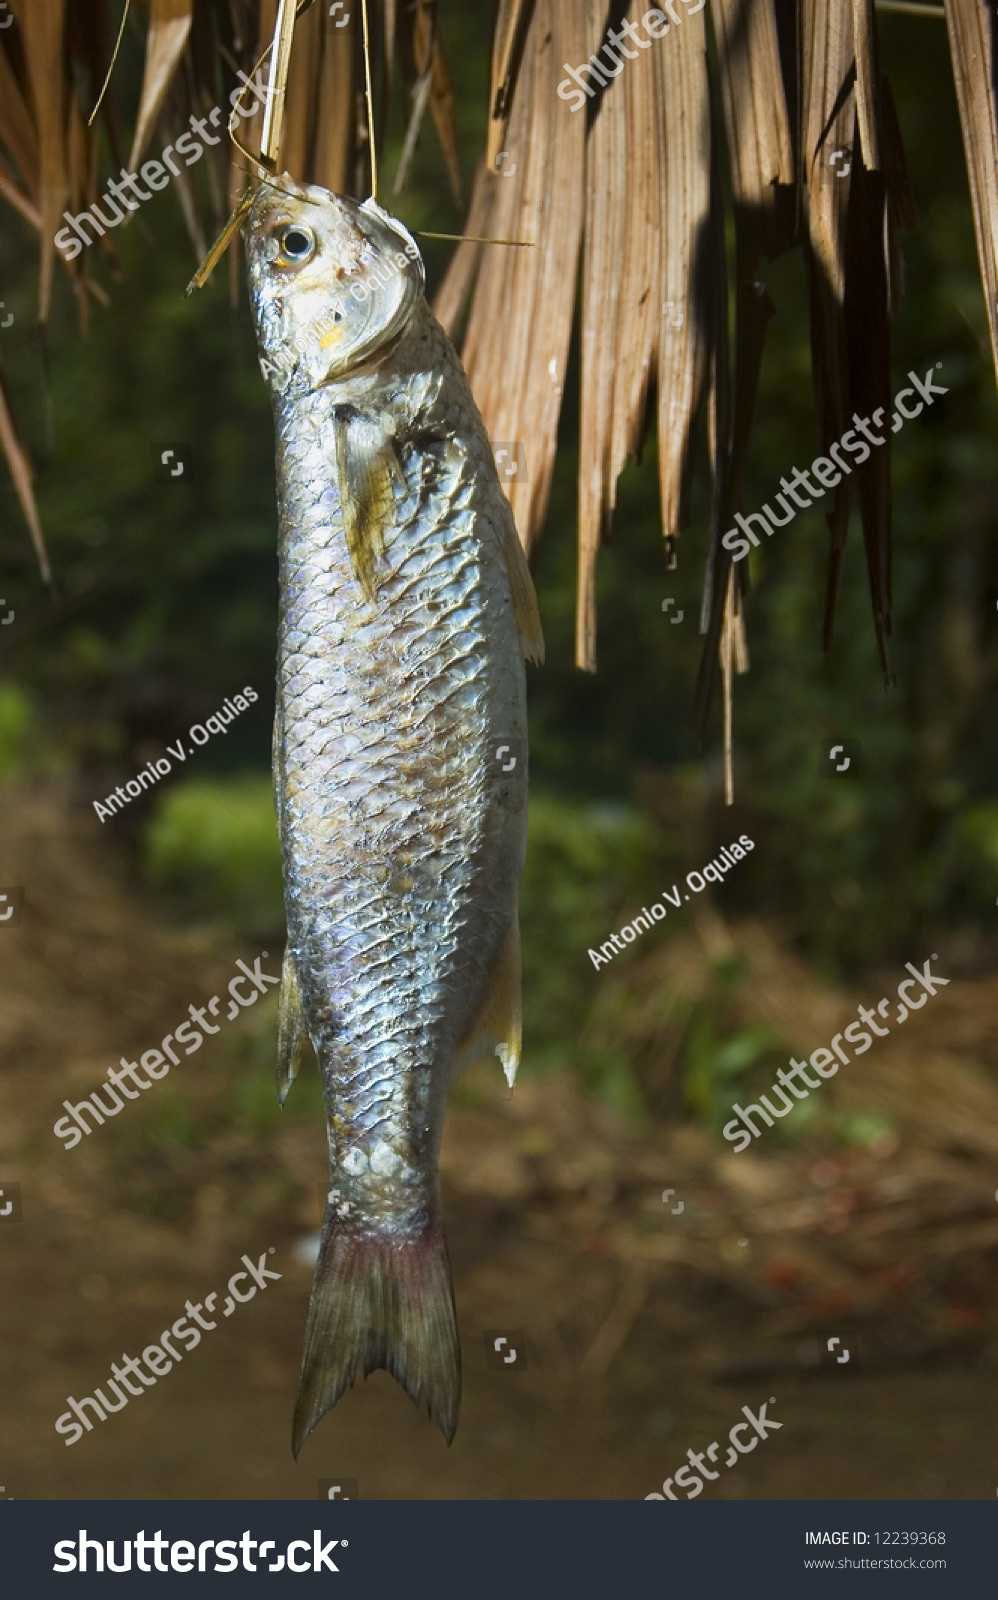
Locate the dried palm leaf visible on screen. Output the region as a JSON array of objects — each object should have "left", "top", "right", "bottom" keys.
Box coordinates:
[
  {"left": 278, "top": 0, "right": 324, "bottom": 185},
  {"left": 654, "top": 0, "right": 712, "bottom": 548},
  {"left": 392, "top": 2, "right": 460, "bottom": 203},
  {"left": 607, "top": 35, "right": 659, "bottom": 491},
  {"left": 12, "top": 0, "right": 67, "bottom": 326},
  {"left": 460, "top": 0, "right": 585, "bottom": 555},
  {"left": 879, "top": 72, "right": 917, "bottom": 306},
  {"left": 0, "top": 367, "right": 50, "bottom": 583},
  {"left": 712, "top": 0, "right": 794, "bottom": 265},
  {"left": 486, "top": 0, "right": 534, "bottom": 171},
  {"left": 394, "top": 2, "right": 460, "bottom": 203},
  {"left": 310, "top": 20, "right": 354, "bottom": 195},
  {"left": 422, "top": 18, "right": 460, "bottom": 206},
  {"left": 576, "top": 6, "right": 632, "bottom": 672},
  {"left": 128, "top": 0, "right": 193, "bottom": 172},
  {"left": 802, "top": 0, "right": 857, "bottom": 566},
  {"left": 943, "top": 0, "right": 998, "bottom": 395},
  {"left": 0, "top": 0, "right": 954, "bottom": 733},
  {"left": 0, "top": 38, "right": 40, "bottom": 196},
  {"left": 0, "top": 156, "right": 41, "bottom": 231},
  {"left": 852, "top": 0, "right": 881, "bottom": 169},
  {"left": 802, "top": 0, "right": 895, "bottom": 678},
  {"left": 696, "top": 0, "right": 791, "bottom": 734}
]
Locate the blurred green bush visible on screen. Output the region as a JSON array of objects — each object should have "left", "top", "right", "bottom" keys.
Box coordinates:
[
  {"left": 519, "top": 793, "right": 663, "bottom": 1116},
  {"left": 0, "top": 683, "right": 32, "bottom": 779},
  {"left": 143, "top": 773, "right": 284, "bottom": 936}
]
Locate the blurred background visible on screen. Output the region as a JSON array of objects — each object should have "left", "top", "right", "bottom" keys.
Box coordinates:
[{"left": 1, "top": 6, "right": 998, "bottom": 1500}]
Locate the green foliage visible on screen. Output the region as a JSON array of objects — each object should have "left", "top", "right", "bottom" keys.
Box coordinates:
[
  {"left": 227, "top": 1051, "right": 325, "bottom": 1132},
  {"left": 0, "top": 683, "right": 33, "bottom": 779},
  {"left": 955, "top": 803, "right": 998, "bottom": 869},
  {"left": 519, "top": 793, "right": 662, "bottom": 1114},
  {"left": 143, "top": 774, "right": 284, "bottom": 936},
  {"left": 835, "top": 1110, "right": 897, "bottom": 1150},
  {"left": 139, "top": 1090, "right": 203, "bottom": 1154},
  {"left": 682, "top": 1013, "right": 785, "bottom": 1131},
  {"left": 0, "top": 682, "right": 68, "bottom": 779}
]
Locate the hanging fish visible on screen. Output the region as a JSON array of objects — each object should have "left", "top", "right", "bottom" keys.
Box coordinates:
[{"left": 242, "top": 178, "right": 543, "bottom": 1453}]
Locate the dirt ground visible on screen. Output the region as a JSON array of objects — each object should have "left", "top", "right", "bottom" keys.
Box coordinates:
[{"left": 2, "top": 786, "right": 997, "bottom": 1502}]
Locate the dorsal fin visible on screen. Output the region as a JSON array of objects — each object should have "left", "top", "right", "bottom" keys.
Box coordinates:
[{"left": 500, "top": 507, "right": 544, "bottom": 665}]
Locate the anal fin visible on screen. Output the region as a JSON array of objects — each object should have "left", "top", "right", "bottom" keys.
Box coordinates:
[
  {"left": 451, "top": 917, "right": 522, "bottom": 1088},
  {"left": 277, "top": 944, "right": 308, "bottom": 1106}
]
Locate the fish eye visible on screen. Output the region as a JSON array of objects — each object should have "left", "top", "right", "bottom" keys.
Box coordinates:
[{"left": 279, "top": 225, "right": 315, "bottom": 264}]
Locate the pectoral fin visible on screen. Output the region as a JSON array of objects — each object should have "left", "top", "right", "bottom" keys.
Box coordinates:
[
  {"left": 450, "top": 917, "right": 522, "bottom": 1088},
  {"left": 277, "top": 944, "right": 309, "bottom": 1106},
  {"left": 500, "top": 510, "right": 545, "bottom": 665},
  {"left": 334, "top": 413, "right": 403, "bottom": 601}
]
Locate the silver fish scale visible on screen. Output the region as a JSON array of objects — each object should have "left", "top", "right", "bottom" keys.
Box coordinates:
[{"left": 275, "top": 303, "right": 526, "bottom": 1233}]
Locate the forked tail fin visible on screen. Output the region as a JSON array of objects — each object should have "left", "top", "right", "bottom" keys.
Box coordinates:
[{"left": 292, "top": 1185, "right": 461, "bottom": 1455}]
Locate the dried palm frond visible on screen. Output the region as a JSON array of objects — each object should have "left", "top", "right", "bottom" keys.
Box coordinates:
[
  {"left": 943, "top": 0, "right": 998, "bottom": 393},
  {"left": 447, "top": 0, "right": 927, "bottom": 762},
  {"left": 128, "top": 0, "right": 193, "bottom": 173},
  {"left": 694, "top": 0, "right": 789, "bottom": 737},
  {"left": 801, "top": 0, "right": 896, "bottom": 680},
  {"left": 452, "top": 0, "right": 586, "bottom": 557},
  {"left": 0, "top": 0, "right": 455, "bottom": 575},
  {"left": 1, "top": 0, "right": 996, "bottom": 790}
]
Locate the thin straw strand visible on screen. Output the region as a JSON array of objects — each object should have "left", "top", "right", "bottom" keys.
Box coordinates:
[
  {"left": 88, "top": 0, "right": 131, "bottom": 127},
  {"left": 362, "top": 0, "right": 377, "bottom": 200},
  {"left": 418, "top": 231, "right": 535, "bottom": 246}
]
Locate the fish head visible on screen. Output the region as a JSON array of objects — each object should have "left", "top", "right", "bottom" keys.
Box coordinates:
[{"left": 243, "top": 177, "right": 426, "bottom": 394}]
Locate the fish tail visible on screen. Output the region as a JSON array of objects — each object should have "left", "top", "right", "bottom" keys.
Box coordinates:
[{"left": 292, "top": 1185, "right": 461, "bottom": 1455}]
